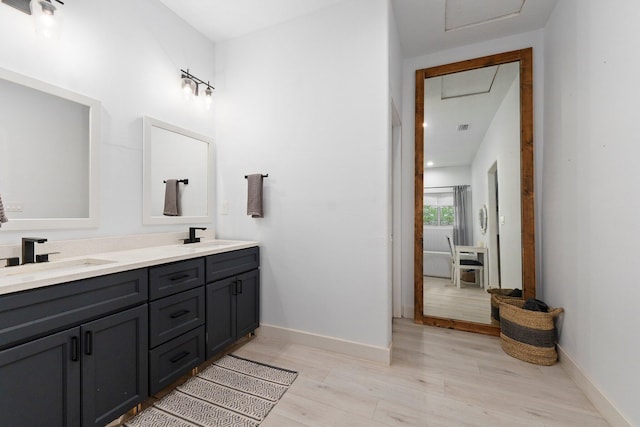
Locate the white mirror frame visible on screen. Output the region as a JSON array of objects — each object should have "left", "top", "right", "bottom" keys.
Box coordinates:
[
  {"left": 142, "top": 117, "right": 214, "bottom": 225},
  {"left": 0, "top": 68, "right": 101, "bottom": 231},
  {"left": 479, "top": 204, "right": 488, "bottom": 235}
]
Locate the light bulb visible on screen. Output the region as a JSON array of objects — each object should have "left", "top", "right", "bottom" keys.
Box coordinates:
[
  {"left": 181, "top": 77, "right": 196, "bottom": 100},
  {"left": 31, "top": 0, "right": 62, "bottom": 39},
  {"left": 204, "top": 86, "right": 213, "bottom": 109}
]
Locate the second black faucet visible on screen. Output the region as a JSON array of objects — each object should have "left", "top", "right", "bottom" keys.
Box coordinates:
[
  {"left": 184, "top": 227, "right": 206, "bottom": 244},
  {"left": 22, "top": 237, "right": 47, "bottom": 264}
]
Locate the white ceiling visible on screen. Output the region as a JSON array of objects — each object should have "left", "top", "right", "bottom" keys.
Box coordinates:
[
  {"left": 392, "top": 0, "right": 557, "bottom": 57},
  {"left": 159, "top": 0, "right": 557, "bottom": 57}
]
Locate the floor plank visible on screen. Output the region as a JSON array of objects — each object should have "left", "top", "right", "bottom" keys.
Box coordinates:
[{"left": 423, "top": 276, "right": 495, "bottom": 325}]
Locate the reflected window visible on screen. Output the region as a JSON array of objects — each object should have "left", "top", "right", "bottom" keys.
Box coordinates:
[{"left": 423, "top": 191, "right": 455, "bottom": 226}]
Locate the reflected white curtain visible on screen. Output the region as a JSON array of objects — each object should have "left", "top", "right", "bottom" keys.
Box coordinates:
[{"left": 453, "top": 185, "right": 471, "bottom": 245}]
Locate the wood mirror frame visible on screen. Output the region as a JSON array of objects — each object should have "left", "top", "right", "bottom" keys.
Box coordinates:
[{"left": 414, "top": 48, "right": 535, "bottom": 336}]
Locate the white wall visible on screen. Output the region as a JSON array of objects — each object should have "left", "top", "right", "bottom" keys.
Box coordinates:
[
  {"left": 400, "top": 30, "right": 545, "bottom": 313},
  {"left": 0, "top": 0, "right": 216, "bottom": 243},
  {"left": 543, "top": 1, "right": 640, "bottom": 424},
  {"left": 470, "top": 77, "right": 522, "bottom": 288},
  {"left": 213, "top": 0, "right": 392, "bottom": 349},
  {"left": 424, "top": 165, "right": 471, "bottom": 188}
]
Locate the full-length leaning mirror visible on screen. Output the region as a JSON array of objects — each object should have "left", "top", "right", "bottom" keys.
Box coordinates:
[
  {"left": 414, "top": 48, "right": 535, "bottom": 335},
  {"left": 143, "top": 117, "right": 214, "bottom": 225},
  {"left": 0, "top": 68, "right": 100, "bottom": 231}
]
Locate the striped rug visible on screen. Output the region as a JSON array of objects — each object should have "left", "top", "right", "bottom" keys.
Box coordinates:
[{"left": 125, "top": 355, "right": 297, "bottom": 427}]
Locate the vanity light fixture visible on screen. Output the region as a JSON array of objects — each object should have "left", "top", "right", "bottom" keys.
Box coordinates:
[{"left": 180, "top": 69, "right": 214, "bottom": 106}]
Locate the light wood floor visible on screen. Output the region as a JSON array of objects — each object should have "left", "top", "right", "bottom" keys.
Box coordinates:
[
  {"left": 424, "top": 276, "right": 495, "bottom": 325},
  {"left": 232, "top": 319, "right": 608, "bottom": 427}
]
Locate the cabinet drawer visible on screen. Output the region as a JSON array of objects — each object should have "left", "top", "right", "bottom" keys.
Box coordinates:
[
  {"left": 149, "top": 325, "right": 205, "bottom": 395},
  {"left": 205, "top": 247, "right": 259, "bottom": 283},
  {"left": 149, "top": 287, "right": 205, "bottom": 348},
  {"left": 0, "top": 269, "right": 148, "bottom": 350},
  {"left": 149, "top": 258, "right": 205, "bottom": 301}
]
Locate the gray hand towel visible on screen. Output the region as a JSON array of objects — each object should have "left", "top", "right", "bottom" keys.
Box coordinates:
[
  {"left": 246, "top": 174, "right": 264, "bottom": 218},
  {"left": 163, "top": 179, "right": 180, "bottom": 216},
  {"left": 0, "top": 193, "right": 8, "bottom": 226}
]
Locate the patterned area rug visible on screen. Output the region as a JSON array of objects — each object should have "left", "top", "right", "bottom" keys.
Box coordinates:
[{"left": 125, "top": 355, "right": 297, "bottom": 427}]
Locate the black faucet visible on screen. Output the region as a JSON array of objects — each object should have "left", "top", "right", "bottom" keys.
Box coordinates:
[
  {"left": 183, "top": 227, "right": 206, "bottom": 244},
  {"left": 22, "top": 237, "right": 47, "bottom": 264}
]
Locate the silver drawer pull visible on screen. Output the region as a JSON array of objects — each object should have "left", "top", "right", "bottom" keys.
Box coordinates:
[{"left": 170, "top": 274, "right": 190, "bottom": 281}]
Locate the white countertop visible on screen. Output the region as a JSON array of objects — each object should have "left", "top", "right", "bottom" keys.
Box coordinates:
[{"left": 0, "top": 239, "right": 258, "bottom": 296}]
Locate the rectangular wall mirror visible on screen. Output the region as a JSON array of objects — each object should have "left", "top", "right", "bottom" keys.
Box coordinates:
[
  {"left": 0, "top": 68, "right": 100, "bottom": 231},
  {"left": 143, "top": 117, "right": 214, "bottom": 225},
  {"left": 414, "top": 48, "right": 535, "bottom": 336}
]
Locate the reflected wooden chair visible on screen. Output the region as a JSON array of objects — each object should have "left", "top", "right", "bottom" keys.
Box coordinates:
[{"left": 446, "top": 235, "right": 484, "bottom": 289}]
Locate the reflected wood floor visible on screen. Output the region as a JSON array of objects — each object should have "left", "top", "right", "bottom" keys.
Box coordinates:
[
  {"left": 231, "top": 319, "right": 608, "bottom": 427},
  {"left": 424, "top": 276, "right": 495, "bottom": 325}
]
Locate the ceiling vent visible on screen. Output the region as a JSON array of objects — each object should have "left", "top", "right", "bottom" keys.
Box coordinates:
[{"left": 457, "top": 124, "right": 470, "bottom": 131}]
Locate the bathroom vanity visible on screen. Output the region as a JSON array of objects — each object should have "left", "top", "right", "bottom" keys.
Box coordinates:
[{"left": 0, "top": 241, "right": 259, "bottom": 427}]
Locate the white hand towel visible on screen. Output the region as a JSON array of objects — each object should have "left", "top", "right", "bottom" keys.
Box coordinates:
[
  {"left": 246, "top": 174, "right": 264, "bottom": 218},
  {"left": 0, "top": 194, "right": 8, "bottom": 226},
  {"left": 163, "top": 180, "right": 180, "bottom": 216}
]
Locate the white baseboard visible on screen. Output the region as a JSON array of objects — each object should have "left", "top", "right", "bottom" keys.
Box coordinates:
[
  {"left": 402, "top": 305, "right": 414, "bottom": 319},
  {"left": 256, "top": 324, "right": 391, "bottom": 365},
  {"left": 557, "top": 345, "right": 631, "bottom": 427}
]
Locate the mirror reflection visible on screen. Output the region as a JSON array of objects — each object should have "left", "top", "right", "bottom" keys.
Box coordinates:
[
  {"left": 422, "top": 61, "right": 522, "bottom": 326},
  {"left": 0, "top": 68, "right": 100, "bottom": 231},
  {"left": 143, "top": 117, "right": 214, "bottom": 225}
]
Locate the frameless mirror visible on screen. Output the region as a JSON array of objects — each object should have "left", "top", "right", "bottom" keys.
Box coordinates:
[
  {"left": 0, "top": 68, "right": 100, "bottom": 231},
  {"left": 142, "top": 117, "right": 214, "bottom": 225},
  {"left": 415, "top": 49, "right": 535, "bottom": 335}
]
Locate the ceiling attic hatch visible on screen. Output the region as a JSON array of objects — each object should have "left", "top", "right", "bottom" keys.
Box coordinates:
[
  {"left": 441, "top": 66, "right": 498, "bottom": 99},
  {"left": 445, "top": 0, "right": 525, "bottom": 31}
]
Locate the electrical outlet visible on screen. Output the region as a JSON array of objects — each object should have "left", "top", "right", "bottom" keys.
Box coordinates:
[{"left": 5, "top": 201, "right": 23, "bottom": 212}]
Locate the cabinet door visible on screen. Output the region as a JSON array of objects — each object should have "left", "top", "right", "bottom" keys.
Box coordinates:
[
  {"left": 81, "top": 305, "right": 148, "bottom": 427},
  {"left": 205, "top": 277, "right": 236, "bottom": 358},
  {"left": 236, "top": 269, "right": 260, "bottom": 338},
  {"left": 0, "top": 328, "right": 81, "bottom": 427}
]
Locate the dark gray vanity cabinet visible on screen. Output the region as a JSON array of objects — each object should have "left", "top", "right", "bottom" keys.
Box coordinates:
[
  {"left": 148, "top": 259, "right": 206, "bottom": 395},
  {"left": 0, "top": 269, "right": 149, "bottom": 427},
  {"left": 0, "top": 245, "right": 260, "bottom": 425},
  {"left": 205, "top": 248, "right": 260, "bottom": 358}
]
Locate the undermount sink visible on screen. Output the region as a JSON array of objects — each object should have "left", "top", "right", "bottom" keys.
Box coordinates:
[
  {"left": 175, "top": 240, "right": 242, "bottom": 253},
  {"left": 0, "top": 258, "right": 116, "bottom": 277}
]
